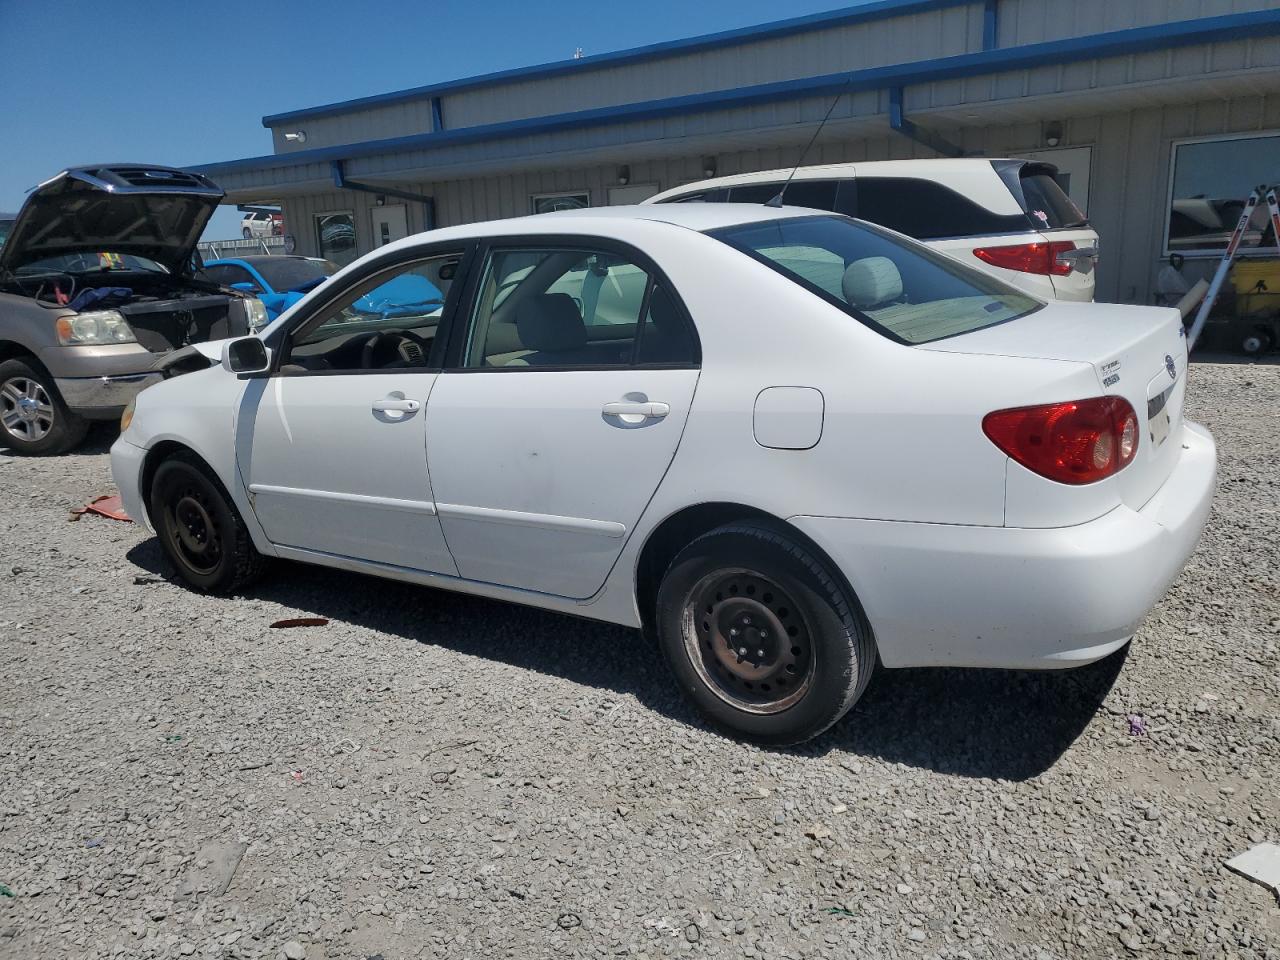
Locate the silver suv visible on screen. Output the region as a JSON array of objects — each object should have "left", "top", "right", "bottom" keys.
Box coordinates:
[{"left": 0, "top": 166, "right": 266, "bottom": 454}]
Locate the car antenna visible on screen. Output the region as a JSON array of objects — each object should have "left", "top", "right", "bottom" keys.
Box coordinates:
[{"left": 766, "top": 76, "right": 853, "bottom": 208}]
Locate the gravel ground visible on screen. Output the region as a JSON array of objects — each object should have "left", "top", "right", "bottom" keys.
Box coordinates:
[{"left": 0, "top": 360, "right": 1277, "bottom": 960}]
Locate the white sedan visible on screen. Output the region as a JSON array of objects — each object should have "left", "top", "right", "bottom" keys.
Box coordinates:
[{"left": 112, "top": 205, "right": 1216, "bottom": 744}]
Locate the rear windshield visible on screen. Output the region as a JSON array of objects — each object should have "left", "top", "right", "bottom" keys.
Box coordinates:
[
  {"left": 709, "top": 215, "right": 1041, "bottom": 344},
  {"left": 253, "top": 257, "right": 335, "bottom": 292},
  {"left": 1019, "top": 170, "right": 1088, "bottom": 229}
]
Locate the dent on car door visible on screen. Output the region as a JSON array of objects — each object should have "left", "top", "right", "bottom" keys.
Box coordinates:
[
  {"left": 425, "top": 241, "right": 701, "bottom": 599},
  {"left": 236, "top": 247, "right": 469, "bottom": 572}
]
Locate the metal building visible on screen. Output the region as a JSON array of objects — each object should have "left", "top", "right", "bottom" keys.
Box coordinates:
[{"left": 193, "top": 0, "right": 1280, "bottom": 305}]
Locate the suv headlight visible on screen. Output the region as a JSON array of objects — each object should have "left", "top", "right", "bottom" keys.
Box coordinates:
[
  {"left": 55, "top": 310, "right": 138, "bottom": 345},
  {"left": 244, "top": 297, "right": 269, "bottom": 332}
]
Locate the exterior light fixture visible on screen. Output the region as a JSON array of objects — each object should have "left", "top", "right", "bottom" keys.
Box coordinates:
[
  {"left": 702, "top": 157, "right": 717, "bottom": 178},
  {"left": 1044, "top": 121, "right": 1063, "bottom": 148},
  {"left": 617, "top": 165, "right": 631, "bottom": 186},
  {"left": 283, "top": 131, "right": 307, "bottom": 144}
]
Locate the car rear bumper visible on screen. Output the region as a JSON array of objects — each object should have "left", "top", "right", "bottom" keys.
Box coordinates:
[
  {"left": 56, "top": 372, "right": 163, "bottom": 419},
  {"left": 110, "top": 437, "right": 152, "bottom": 532},
  {"left": 791, "top": 420, "right": 1216, "bottom": 670}
]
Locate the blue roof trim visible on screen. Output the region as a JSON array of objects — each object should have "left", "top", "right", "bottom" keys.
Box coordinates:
[
  {"left": 198, "top": 10, "right": 1280, "bottom": 179},
  {"left": 260, "top": 0, "right": 975, "bottom": 127}
]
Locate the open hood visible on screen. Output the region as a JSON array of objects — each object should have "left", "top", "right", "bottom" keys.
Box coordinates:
[{"left": 0, "top": 166, "right": 224, "bottom": 277}]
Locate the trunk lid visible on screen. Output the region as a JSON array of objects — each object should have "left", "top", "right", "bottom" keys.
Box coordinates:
[
  {"left": 0, "top": 166, "right": 223, "bottom": 278},
  {"left": 923, "top": 301, "right": 1188, "bottom": 511}
]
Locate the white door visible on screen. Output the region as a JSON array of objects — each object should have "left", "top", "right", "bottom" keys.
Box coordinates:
[
  {"left": 371, "top": 204, "right": 409, "bottom": 248},
  {"left": 607, "top": 183, "right": 661, "bottom": 205},
  {"left": 240, "top": 249, "right": 463, "bottom": 572},
  {"left": 426, "top": 245, "right": 700, "bottom": 599}
]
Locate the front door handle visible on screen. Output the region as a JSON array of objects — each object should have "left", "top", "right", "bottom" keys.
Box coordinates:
[
  {"left": 602, "top": 400, "right": 670, "bottom": 419},
  {"left": 372, "top": 397, "right": 421, "bottom": 413}
]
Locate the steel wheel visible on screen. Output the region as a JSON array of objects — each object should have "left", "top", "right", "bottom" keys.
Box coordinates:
[
  {"left": 0, "top": 376, "right": 55, "bottom": 443},
  {"left": 682, "top": 568, "right": 815, "bottom": 714},
  {"left": 164, "top": 483, "right": 224, "bottom": 576}
]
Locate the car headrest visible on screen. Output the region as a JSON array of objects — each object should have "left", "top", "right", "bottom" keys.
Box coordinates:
[
  {"left": 842, "top": 257, "right": 903, "bottom": 308},
  {"left": 515, "top": 293, "right": 587, "bottom": 352}
]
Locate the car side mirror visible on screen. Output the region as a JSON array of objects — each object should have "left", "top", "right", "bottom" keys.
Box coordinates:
[{"left": 221, "top": 337, "right": 272, "bottom": 375}]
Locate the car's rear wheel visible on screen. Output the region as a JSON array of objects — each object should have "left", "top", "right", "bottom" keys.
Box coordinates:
[
  {"left": 150, "top": 452, "right": 267, "bottom": 594},
  {"left": 242, "top": 227, "right": 253, "bottom": 239},
  {"left": 0, "top": 358, "right": 89, "bottom": 456},
  {"left": 1241, "top": 329, "right": 1274, "bottom": 356},
  {"left": 655, "top": 522, "right": 875, "bottom": 745}
]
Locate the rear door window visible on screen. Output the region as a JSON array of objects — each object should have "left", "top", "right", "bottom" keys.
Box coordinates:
[
  {"left": 727, "top": 180, "right": 840, "bottom": 211},
  {"left": 852, "top": 177, "right": 1030, "bottom": 240}
]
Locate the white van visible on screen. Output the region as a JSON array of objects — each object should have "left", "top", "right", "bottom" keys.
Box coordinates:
[{"left": 645, "top": 159, "right": 1099, "bottom": 302}]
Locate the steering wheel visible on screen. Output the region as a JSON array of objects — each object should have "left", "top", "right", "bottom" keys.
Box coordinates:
[{"left": 360, "top": 329, "right": 432, "bottom": 369}]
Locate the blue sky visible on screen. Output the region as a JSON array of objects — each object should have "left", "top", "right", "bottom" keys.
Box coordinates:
[{"left": 0, "top": 0, "right": 857, "bottom": 240}]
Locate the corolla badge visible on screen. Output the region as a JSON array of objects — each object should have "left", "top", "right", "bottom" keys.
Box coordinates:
[{"left": 1165, "top": 354, "right": 1177, "bottom": 380}]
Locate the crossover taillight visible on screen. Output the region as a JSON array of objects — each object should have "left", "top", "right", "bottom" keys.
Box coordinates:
[
  {"left": 972, "top": 240, "right": 1076, "bottom": 276},
  {"left": 982, "top": 396, "right": 1139, "bottom": 485}
]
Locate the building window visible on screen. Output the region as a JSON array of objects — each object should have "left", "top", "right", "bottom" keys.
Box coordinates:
[
  {"left": 1166, "top": 133, "right": 1280, "bottom": 257},
  {"left": 316, "top": 212, "right": 357, "bottom": 267},
  {"left": 530, "top": 192, "right": 589, "bottom": 215}
]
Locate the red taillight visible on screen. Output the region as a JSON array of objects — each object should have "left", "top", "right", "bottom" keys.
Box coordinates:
[
  {"left": 983, "top": 396, "right": 1140, "bottom": 485},
  {"left": 972, "top": 240, "right": 1076, "bottom": 276}
]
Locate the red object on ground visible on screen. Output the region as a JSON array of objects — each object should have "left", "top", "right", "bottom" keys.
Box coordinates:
[{"left": 70, "top": 494, "right": 131, "bottom": 522}]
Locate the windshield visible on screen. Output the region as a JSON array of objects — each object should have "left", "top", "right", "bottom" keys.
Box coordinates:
[
  {"left": 14, "top": 251, "right": 167, "bottom": 276},
  {"left": 252, "top": 258, "right": 335, "bottom": 292},
  {"left": 709, "top": 215, "right": 1041, "bottom": 344}
]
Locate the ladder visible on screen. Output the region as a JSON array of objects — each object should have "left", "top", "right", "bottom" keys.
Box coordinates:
[{"left": 1187, "top": 184, "right": 1280, "bottom": 350}]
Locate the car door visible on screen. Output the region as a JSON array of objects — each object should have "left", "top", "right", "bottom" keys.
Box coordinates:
[
  {"left": 425, "top": 239, "right": 701, "bottom": 599},
  {"left": 237, "top": 245, "right": 470, "bottom": 572}
]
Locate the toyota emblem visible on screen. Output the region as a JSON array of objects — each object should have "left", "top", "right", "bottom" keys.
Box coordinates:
[{"left": 1165, "top": 354, "right": 1177, "bottom": 380}]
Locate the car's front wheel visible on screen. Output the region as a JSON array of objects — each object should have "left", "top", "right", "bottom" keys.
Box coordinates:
[
  {"left": 655, "top": 522, "right": 875, "bottom": 745},
  {"left": 242, "top": 227, "right": 253, "bottom": 239},
  {"left": 150, "top": 452, "right": 267, "bottom": 594},
  {"left": 0, "top": 358, "right": 89, "bottom": 456}
]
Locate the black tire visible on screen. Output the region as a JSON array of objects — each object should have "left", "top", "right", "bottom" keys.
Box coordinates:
[
  {"left": 0, "top": 358, "right": 89, "bottom": 456},
  {"left": 655, "top": 522, "right": 875, "bottom": 745},
  {"left": 242, "top": 227, "right": 253, "bottom": 239},
  {"left": 1241, "top": 329, "right": 1273, "bottom": 356},
  {"left": 149, "top": 452, "right": 267, "bottom": 594}
]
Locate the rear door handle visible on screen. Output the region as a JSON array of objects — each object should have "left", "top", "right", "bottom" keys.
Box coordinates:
[
  {"left": 372, "top": 397, "right": 421, "bottom": 413},
  {"left": 602, "top": 400, "right": 670, "bottom": 419}
]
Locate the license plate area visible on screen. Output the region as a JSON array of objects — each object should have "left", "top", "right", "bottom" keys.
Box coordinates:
[{"left": 1148, "top": 384, "right": 1173, "bottom": 448}]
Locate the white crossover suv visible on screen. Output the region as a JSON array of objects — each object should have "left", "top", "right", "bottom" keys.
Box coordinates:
[
  {"left": 112, "top": 204, "right": 1213, "bottom": 744},
  {"left": 647, "top": 159, "right": 1100, "bottom": 302}
]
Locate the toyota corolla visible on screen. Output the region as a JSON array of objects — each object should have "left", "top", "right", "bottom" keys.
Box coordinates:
[{"left": 111, "top": 205, "right": 1216, "bottom": 744}]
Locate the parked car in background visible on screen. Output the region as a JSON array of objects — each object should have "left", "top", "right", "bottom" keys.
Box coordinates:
[
  {"left": 203, "top": 255, "right": 338, "bottom": 321},
  {"left": 0, "top": 165, "right": 268, "bottom": 455},
  {"left": 113, "top": 204, "right": 1213, "bottom": 745},
  {"left": 241, "top": 210, "right": 283, "bottom": 239},
  {"left": 647, "top": 159, "right": 1099, "bottom": 302}
]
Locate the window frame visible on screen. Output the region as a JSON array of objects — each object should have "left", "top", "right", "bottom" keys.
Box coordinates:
[
  {"left": 257, "top": 240, "right": 479, "bottom": 378},
  {"left": 529, "top": 191, "right": 591, "bottom": 215},
  {"left": 314, "top": 209, "right": 358, "bottom": 265},
  {"left": 1162, "top": 129, "right": 1280, "bottom": 259},
  {"left": 439, "top": 234, "right": 701, "bottom": 373}
]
